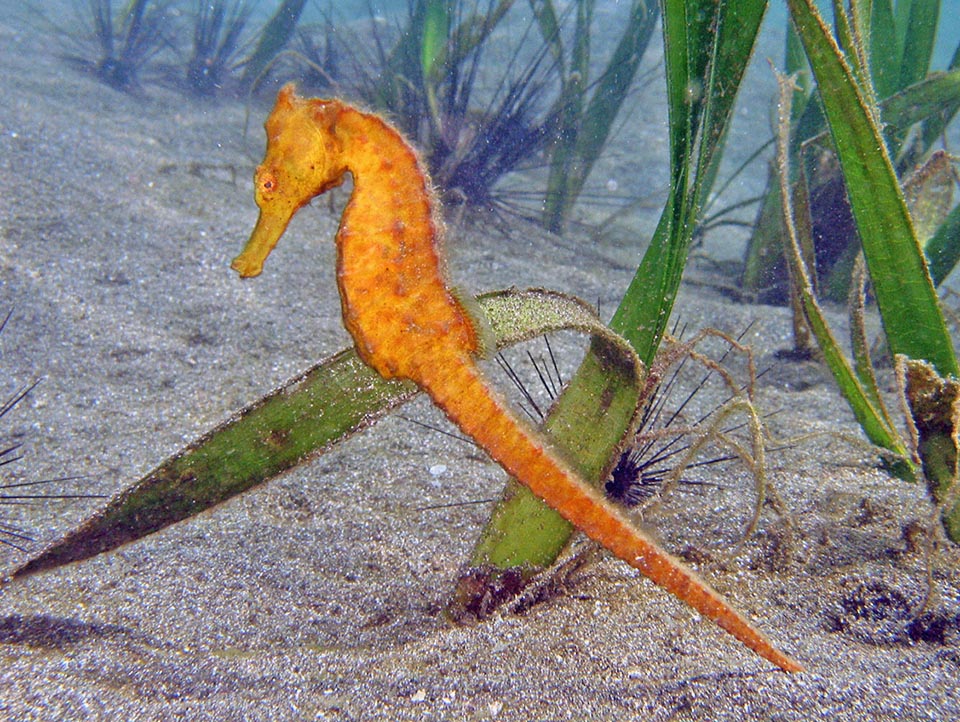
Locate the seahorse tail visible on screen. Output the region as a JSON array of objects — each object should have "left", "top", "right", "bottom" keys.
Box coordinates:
[{"left": 420, "top": 358, "right": 802, "bottom": 673}]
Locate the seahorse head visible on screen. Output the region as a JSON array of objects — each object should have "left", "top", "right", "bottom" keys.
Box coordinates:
[{"left": 232, "top": 84, "right": 347, "bottom": 278}]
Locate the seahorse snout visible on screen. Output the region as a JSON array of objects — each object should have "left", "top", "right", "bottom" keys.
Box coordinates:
[{"left": 232, "top": 207, "right": 295, "bottom": 278}]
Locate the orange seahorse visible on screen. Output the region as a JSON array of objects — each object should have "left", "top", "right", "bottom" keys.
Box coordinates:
[{"left": 232, "top": 84, "right": 803, "bottom": 673}]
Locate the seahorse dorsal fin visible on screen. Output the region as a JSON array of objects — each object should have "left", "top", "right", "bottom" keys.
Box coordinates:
[{"left": 276, "top": 82, "right": 298, "bottom": 108}]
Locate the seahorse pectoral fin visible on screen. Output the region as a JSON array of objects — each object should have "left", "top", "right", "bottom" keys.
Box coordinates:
[{"left": 232, "top": 206, "right": 295, "bottom": 278}]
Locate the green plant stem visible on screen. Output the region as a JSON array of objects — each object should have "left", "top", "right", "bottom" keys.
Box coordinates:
[
  {"left": 925, "top": 202, "right": 960, "bottom": 286},
  {"left": 459, "top": 0, "right": 768, "bottom": 605},
  {"left": 741, "top": 3, "right": 960, "bottom": 303},
  {"left": 788, "top": 0, "right": 958, "bottom": 379},
  {"left": 612, "top": 0, "right": 767, "bottom": 360},
  {"left": 239, "top": 0, "right": 306, "bottom": 91},
  {"left": 536, "top": 1, "right": 659, "bottom": 233},
  {"left": 787, "top": 0, "right": 960, "bottom": 541},
  {"left": 451, "top": 336, "right": 643, "bottom": 582},
  {"left": 772, "top": 70, "right": 914, "bottom": 473}
]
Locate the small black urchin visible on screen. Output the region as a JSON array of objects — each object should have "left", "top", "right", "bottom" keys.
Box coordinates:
[{"left": 1, "top": 310, "right": 100, "bottom": 552}]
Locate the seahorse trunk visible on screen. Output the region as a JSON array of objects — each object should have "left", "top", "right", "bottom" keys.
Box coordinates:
[
  {"left": 420, "top": 356, "right": 803, "bottom": 673},
  {"left": 334, "top": 107, "right": 480, "bottom": 381}
]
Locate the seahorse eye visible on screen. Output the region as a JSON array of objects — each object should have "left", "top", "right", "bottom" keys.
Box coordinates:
[{"left": 257, "top": 168, "right": 278, "bottom": 195}]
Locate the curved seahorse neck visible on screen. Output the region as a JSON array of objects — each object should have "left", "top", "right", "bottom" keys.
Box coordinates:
[
  {"left": 334, "top": 107, "right": 432, "bottom": 204},
  {"left": 333, "top": 105, "right": 444, "bottom": 290}
]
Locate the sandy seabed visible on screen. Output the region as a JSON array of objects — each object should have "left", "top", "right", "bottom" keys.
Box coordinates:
[{"left": 0, "top": 5, "right": 958, "bottom": 721}]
